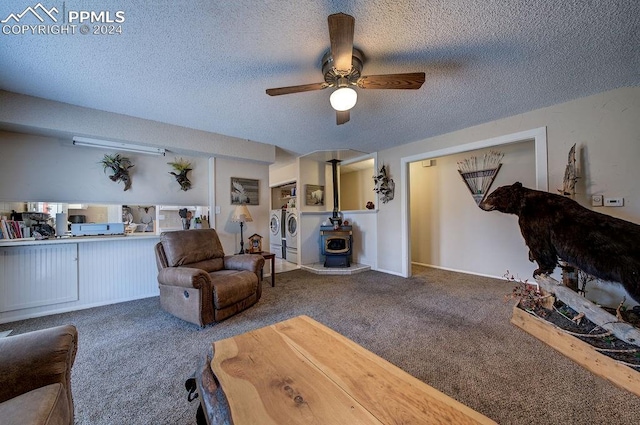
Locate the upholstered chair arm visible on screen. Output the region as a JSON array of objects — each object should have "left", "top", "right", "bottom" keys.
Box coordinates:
[
  {"left": 0, "top": 324, "right": 77, "bottom": 404},
  {"left": 224, "top": 254, "right": 265, "bottom": 275},
  {"left": 157, "top": 267, "right": 211, "bottom": 289}
]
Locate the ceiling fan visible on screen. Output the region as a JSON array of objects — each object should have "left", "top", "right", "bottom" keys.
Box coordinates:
[{"left": 266, "top": 13, "right": 426, "bottom": 125}]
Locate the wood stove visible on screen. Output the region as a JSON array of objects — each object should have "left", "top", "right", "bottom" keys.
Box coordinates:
[
  {"left": 321, "top": 225, "right": 352, "bottom": 267},
  {"left": 320, "top": 158, "right": 353, "bottom": 267}
]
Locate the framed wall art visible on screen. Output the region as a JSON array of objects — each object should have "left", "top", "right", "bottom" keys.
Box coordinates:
[
  {"left": 231, "top": 177, "right": 259, "bottom": 205},
  {"left": 305, "top": 184, "right": 324, "bottom": 206}
]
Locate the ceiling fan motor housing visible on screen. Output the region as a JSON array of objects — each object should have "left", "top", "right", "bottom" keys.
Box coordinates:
[
  {"left": 322, "top": 48, "right": 363, "bottom": 87},
  {"left": 265, "top": 13, "right": 425, "bottom": 125}
]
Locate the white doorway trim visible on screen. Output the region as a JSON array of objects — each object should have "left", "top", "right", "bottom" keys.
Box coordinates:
[{"left": 399, "top": 127, "right": 548, "bottom": 278}]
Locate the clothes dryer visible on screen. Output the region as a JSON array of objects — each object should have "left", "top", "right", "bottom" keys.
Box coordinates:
[
  {"left": 269, "top": 209, "right": 284, "bottom": 258},
  {"left": 285, "top": 208, "right": 299, "bottom": 263}
]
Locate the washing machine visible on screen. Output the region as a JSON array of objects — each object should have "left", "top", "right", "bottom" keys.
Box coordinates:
[
  {"left": 285, "top": 208, "right": 299, "bottom": 264},
  {"left": 269, "top": 209, "right": 284, "bottom": 258}
]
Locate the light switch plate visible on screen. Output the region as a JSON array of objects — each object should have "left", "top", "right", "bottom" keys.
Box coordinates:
[
  {"left": 604, "top": 197, "right": 624, "bottom": 207},
  {"left": 591, "top": 195, "right": 603, "bottom": 207}
]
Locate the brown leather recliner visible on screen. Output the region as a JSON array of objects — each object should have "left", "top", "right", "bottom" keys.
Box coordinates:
[
  {"left": 155, "top": 229, "right": 265, "bottom": 326},
  {"left": 0, "top": 325, "right": 78, "bottom": 425}
]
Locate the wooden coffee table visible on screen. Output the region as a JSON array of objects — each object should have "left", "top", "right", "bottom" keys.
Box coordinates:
[{"left": 207, "top": 315, "right": 496, "bottom": 424}]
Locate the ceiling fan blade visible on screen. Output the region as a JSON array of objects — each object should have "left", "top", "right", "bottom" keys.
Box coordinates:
[
  {"left": 356, "top": 72, "right": 426, "bottom": 89},
  {"left": 336, "top": 110, "right": 350, "bottom": 125},
  {"left": 328, "top": 13, "right": 355, "bottom": 73},
  {"left": 266, "top": 82, "right": 329, "bottom": 96}
]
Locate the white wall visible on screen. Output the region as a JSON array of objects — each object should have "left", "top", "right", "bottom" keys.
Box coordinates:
[
  {"left": 342, "top": 211, "right": 377, "bottom": 267},
  {"left": 373, "top": 160, "right": 403, "bottom": 275},
  {"left": 0, "top": 91, "right": 277, "bottom": 259},
  {"left": 213, "top": 157, "right": 270, "bottom": 256},
  {"left": 0, "top": 131, "right": 272, "bottom": 258},
  {"left": 269, "top": 152, "right": 298, "bottom": 188},
  {"left": 0, "top": 91, "right": 275, "bottom": 163},
  {"left": 298, "top": 157, "right": 330, "bottom": 213},
  {"left": 409, "top": 141, "right": 535, "bottom": 278},
  {"left": 299, "top": 213, "right": 325, "bottom": 265},
  {"left": 377, "top": 86, "right": 640, "bottom": 297},
  {"left": 0, "top": 131, "right": 209, "bottom": 205},
  {"left": 295, "top": 157, "right": 329, "bottom": 265}
]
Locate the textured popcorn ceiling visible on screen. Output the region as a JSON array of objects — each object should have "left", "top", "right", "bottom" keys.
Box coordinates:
[{"left": 0, "top": 1, "right": 638, "bottom": 156}]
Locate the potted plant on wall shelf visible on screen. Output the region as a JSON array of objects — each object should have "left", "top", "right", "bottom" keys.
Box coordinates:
[{"left": 100, "top": 153, "right": 134, "bottom": 191}]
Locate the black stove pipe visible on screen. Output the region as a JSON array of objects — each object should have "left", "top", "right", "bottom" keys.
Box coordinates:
[{"left": 327, "top": 159, "right": 341, "bottom": 222}]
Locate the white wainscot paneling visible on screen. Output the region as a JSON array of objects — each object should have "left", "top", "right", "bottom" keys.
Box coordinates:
[
  {"left": 0, "top": 244, "right": 78, "bottom": 312},
  {"left": 78, "top": 238, "right": 159, "bottom": 304},
  {"left": 0, "top": 236, "right": 160, "bottom": 323}
]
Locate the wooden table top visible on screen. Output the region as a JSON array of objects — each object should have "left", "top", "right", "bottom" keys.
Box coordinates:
[{"left": 210, "top": 315, "right": 496, "bottom": 424}]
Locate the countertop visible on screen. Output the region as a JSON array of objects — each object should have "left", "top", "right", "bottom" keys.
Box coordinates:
[{"left": 0, "top": 233, "right": 160, "bottom": 247}]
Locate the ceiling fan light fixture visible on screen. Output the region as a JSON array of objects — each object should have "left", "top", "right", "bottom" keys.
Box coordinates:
[{"left": 330, "top": 87, "right": 357, "bottom": 111}]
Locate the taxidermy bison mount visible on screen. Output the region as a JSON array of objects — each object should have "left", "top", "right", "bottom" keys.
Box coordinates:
[{"left": 479, "top": 182, "right": 640, "bottom": 303}]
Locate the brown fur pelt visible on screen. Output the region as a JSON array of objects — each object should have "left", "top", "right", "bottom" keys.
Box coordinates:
[{"left": 479, "top": 182, "right": 640, "bottom": 303}]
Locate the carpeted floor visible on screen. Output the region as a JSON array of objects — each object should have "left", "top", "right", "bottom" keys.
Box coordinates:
[{"left": 2, "top": 267, "right": 639, "bottom": 424}]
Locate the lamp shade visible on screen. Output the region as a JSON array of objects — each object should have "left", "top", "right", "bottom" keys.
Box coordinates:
[
  {"left": 231, "top": 205, "right": 253, "bottom": 223},
  {"left": 329, "top": 87, "right": 357, "bottom": 111}
]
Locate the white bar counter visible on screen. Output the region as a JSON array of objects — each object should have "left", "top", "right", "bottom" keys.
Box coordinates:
[
  {"left": 0, "top": 233, "right": 159, "bottom": 247},
  {"left": 0, "top": 233, "right": 161, "bottom": 324}
]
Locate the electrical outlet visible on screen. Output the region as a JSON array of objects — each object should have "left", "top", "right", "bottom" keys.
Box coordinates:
[
  {"left": 604, "top": 197, "right": 624, "bottom": 207},
  {"left": 591, "top": 195, "right": 603, "bottom": 207}
]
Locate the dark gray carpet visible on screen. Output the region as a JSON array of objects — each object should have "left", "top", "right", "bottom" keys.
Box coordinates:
[{"left": 2, "top": 267, "right": 639, "bottom": 424}]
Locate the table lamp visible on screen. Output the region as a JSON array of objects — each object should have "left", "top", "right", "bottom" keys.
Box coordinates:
[{"left": 231, "top": 204, "right": 253, "bottom": 254}]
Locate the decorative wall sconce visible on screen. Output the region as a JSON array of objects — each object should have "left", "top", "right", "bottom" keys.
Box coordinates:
[
  {"left": 373, "top": 165, "right": 395, "bottom": 204},
  {"left": 167, "top": 158, "right": 193, "bottom": 191},
  {"left": 99, "top": 153, "right": 134, "bottom": 191}
]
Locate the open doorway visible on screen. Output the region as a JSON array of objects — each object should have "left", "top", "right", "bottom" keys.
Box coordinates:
[
  {"left": 400, "top": 127, "right": 548, "bottom": 278},
  {"left": 409, "top": 140, "right": 536, "bottom": 277}
]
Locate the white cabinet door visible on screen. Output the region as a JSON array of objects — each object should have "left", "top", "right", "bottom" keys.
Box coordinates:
[{"left": 0, "top": 244, "right": 78, "bottom": 312}]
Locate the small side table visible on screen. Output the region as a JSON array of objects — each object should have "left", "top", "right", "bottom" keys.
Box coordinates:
[{"left": 258, "top": 252, "right": 276, "bottom": 287}]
